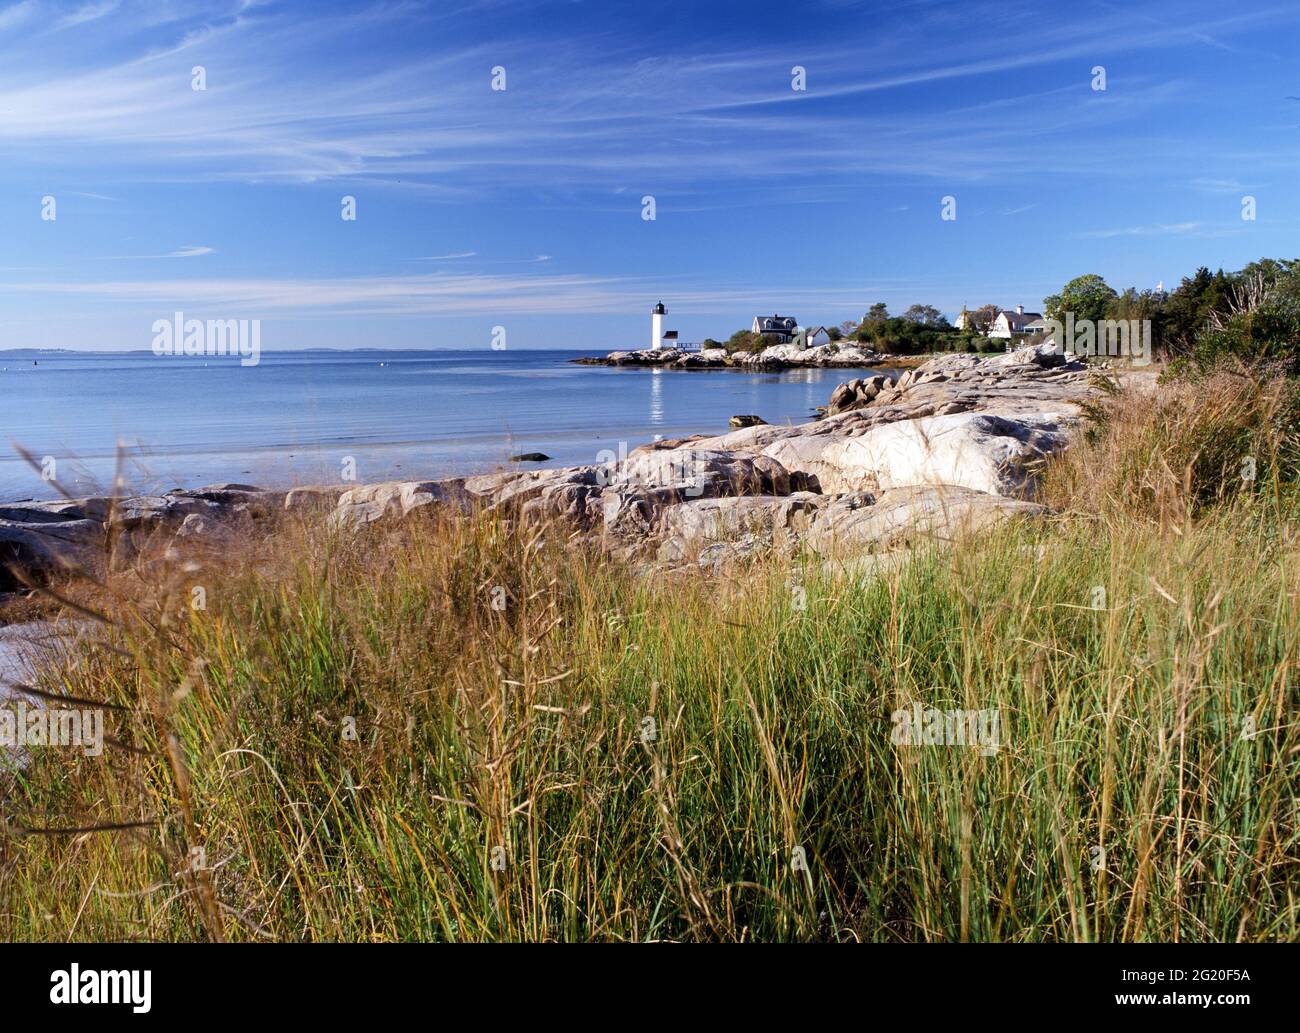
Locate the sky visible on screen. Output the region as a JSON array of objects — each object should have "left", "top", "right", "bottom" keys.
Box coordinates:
[{"left": 1, "top": 0, "right": 1298, "bottom": 351}]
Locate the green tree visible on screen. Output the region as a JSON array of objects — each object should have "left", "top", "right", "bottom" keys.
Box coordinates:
[
  {"left": 863, "top": 303, "right": 889, "bottom": 326},
  {"left": 1044, "top": 274, "right": 1118, "bottom": 324},
  {"left": 725, "top": 329, "right": 765, "bottom": 354},
  {"left": 1162, "top": 267, "right": 1232, "bottom": 356},
  {"left": 902, "top": 304, "right": 946, "bottom": 327},
  {"left": 1106, "top": 287, "right": 1163, "bottom": 323}
]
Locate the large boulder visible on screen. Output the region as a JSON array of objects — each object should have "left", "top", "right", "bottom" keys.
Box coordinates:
[
  {"left": 0, "top": 484, "right": 294, "bottom": 588},
  {"left": 617, "top": 448, "right": 812, "bottom": 496},
  {"left": 330, "top": 479, "right": 475, "bottom": 529},
  {"left": 765, "top": 411, "right": 1071, "bottom": 496},
  {"left": 817, "top": 344, "right": 881, "bottom": 366},
  {"left": 749, "top": 343, "right": 885, "bottom": 368},
  {"left": 0, "top": 518, "right": 104, "bottom": 590},
  {"left": 804, "top": 484, "right": 1046, "bottom": 552},
  {"left": 600, "top": 449, "right": 814, "bottom": 537},
  {"left": 760, "top": 434, "right": 846, "bottom": 493},
  {"left": 825, "top": 411, "right": 1072, "bottom": 496},
  {"left": 659, "top": 493, "right": 822, "bottom": 545},
  {"left": 519, "top": 481, "right": 604, "bottom": 528},
  {"left": 466, "top": 466, "right": 603, "bottom": 511},
  {"left": 992, "top": 342, "right": 1069, "bottom": 369},
  {"left": 606, "top": 349, "right": 680, "bottom": 366},
  {"left": 827, "top": 374, "right": 892, "bottom": 415},
  {"left": 164, "top": 484, "right": 287, "bottom": 518},
  {"left": 672, "top": 350, "right": 729, "bottom": 368},
  {"left": 110, "top": 494, "right": 220, "bottom": 527},
  {"left": 284, "top": 485, "right": 347, "bottom": 512},
  {"left": 0, "top": 501, "right": 101, "bottom": 524}
]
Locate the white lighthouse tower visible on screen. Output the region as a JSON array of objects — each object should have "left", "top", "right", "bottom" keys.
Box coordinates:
[{"left": 651, "top": 300, "right": 665, "bottom": 350}]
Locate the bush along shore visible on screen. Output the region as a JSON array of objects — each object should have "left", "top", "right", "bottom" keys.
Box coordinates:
[{"left": 0, "top": 343, "right": 1297, "bottom": 942}]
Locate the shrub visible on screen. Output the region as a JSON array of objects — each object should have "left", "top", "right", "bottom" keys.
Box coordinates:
[
  {"left": 1041, "top": 363, "right": 1300, "bottom": 522},
  {"left": 1178, "top": 293, "right": 1300, "bottom": 372},
  {"left": 724, "top": 330, "right": 765, "bottom": 354}
]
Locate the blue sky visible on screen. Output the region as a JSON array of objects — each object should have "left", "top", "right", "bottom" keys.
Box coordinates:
[{"left": 1, "top": 0, "right": 1298, "bottom": 350}]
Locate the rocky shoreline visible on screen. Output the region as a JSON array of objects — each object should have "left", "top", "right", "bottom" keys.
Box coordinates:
[
  {"left": 0, "top": 344, "right": 1103, "bottom": 593},
  {"left": 573, "top": 341, "right": 917, "bottom": 370}
]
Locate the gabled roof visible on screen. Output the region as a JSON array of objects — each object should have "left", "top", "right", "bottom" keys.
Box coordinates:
[{"left": 997, "top": 310, "right": 1043, "bottom": 327}]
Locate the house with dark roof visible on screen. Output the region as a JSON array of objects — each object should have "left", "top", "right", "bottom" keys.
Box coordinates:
[{"left": 751, "top": 314, "right": 800, "bottom": 343}]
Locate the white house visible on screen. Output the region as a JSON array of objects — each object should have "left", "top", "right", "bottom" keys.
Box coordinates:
[
  {"left": 797, "top": 326, "right": 831, "bottom": 347},
  {"left": 988, "top": 305, "right": 1043, "bottom": 339}
]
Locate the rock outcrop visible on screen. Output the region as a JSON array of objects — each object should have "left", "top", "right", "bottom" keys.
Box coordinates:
[
  {"left": 330, "top": 479, "right": 475, "bottom": 529},
  {"left": 585, "top": 342, "right": 893, "bottom": 371},
  {"left": 803, "top": 485, "right": 1046, "bottom": 552},
  {"left": 0, "top": 484, "right": 273, "bottom": 591},
  {"left": 0, "top": 346, "right": 1104, "bottom": 589},
  {"left": 765, "top": 411, "right": 1072, "bottom": 496},
  {"left": 827, "top": 374, "right": 894, "bottom": 415}
]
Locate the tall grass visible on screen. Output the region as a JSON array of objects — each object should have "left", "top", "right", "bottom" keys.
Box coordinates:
[
  {"left": 1042, "top": 363, "right": 1300, "bottom": 522},
  {"left": 1, "top": 373, "right": 1297, "bottom": 941}
]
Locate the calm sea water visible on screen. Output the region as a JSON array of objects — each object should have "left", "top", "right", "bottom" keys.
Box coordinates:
[{"left": 0, "top": 349, "right": 892, "bottom": 502}]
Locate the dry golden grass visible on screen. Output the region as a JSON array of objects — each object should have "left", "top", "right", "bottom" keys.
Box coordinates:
[{"left": 1, "top": 368, "right": 1297, "bottom": 941}]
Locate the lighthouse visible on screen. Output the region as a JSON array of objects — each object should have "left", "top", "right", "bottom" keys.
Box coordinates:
[{"left": 651, "top": 300, "right": 665, "bottom": 350}]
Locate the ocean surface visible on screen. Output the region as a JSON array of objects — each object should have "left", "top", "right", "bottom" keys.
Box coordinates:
[{"left": 0, "top": 349, "right": 897, "bottom": 502}]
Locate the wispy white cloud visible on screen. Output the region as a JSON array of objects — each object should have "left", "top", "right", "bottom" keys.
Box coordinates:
[
  {"left": 1075, "top": 222, "right": 1203, "bottom": 239},
  {"left": 101, "top": 245, "right": 215, "bottom": 259},
  {"left": 1, "top": 0, "right": 1297, "bottom": 351},
  {"left": 0, "top": 1, "right": 37, "bottom": 32},
  {"left": 1190, "top": 177, "right": 1246, "bottom": 194},
  {"left": 2, "top": 269, "right": 944, "bottom": 318},
  {"left": 55, "top": 1, "right": 120, "bottom": 29},
  {"left": 0, "top": 0, "right": 1291, "bottom": 193}
]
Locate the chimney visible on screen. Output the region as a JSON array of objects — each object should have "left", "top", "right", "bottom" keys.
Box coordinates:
[{"left": 1016, "top": 304, "right": 1024, "bottom": 315}]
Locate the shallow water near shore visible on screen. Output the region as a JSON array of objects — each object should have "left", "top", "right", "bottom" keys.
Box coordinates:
[{"left": 1, "top": 349, "right": 899, "bottom": 502}]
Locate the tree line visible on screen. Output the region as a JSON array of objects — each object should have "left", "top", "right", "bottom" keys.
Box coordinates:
[{"left": 709, "top": 255, "right": 1300, "bottom": 363}]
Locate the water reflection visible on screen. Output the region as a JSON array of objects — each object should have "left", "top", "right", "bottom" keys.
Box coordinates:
[{"left": 648, "top": 368, "right": 664, "bottom": 425}]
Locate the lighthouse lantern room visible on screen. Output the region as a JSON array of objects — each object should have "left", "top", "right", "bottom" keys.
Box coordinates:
[{"left": 651, "top": 301, "right": 666, "bottom": 350}]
